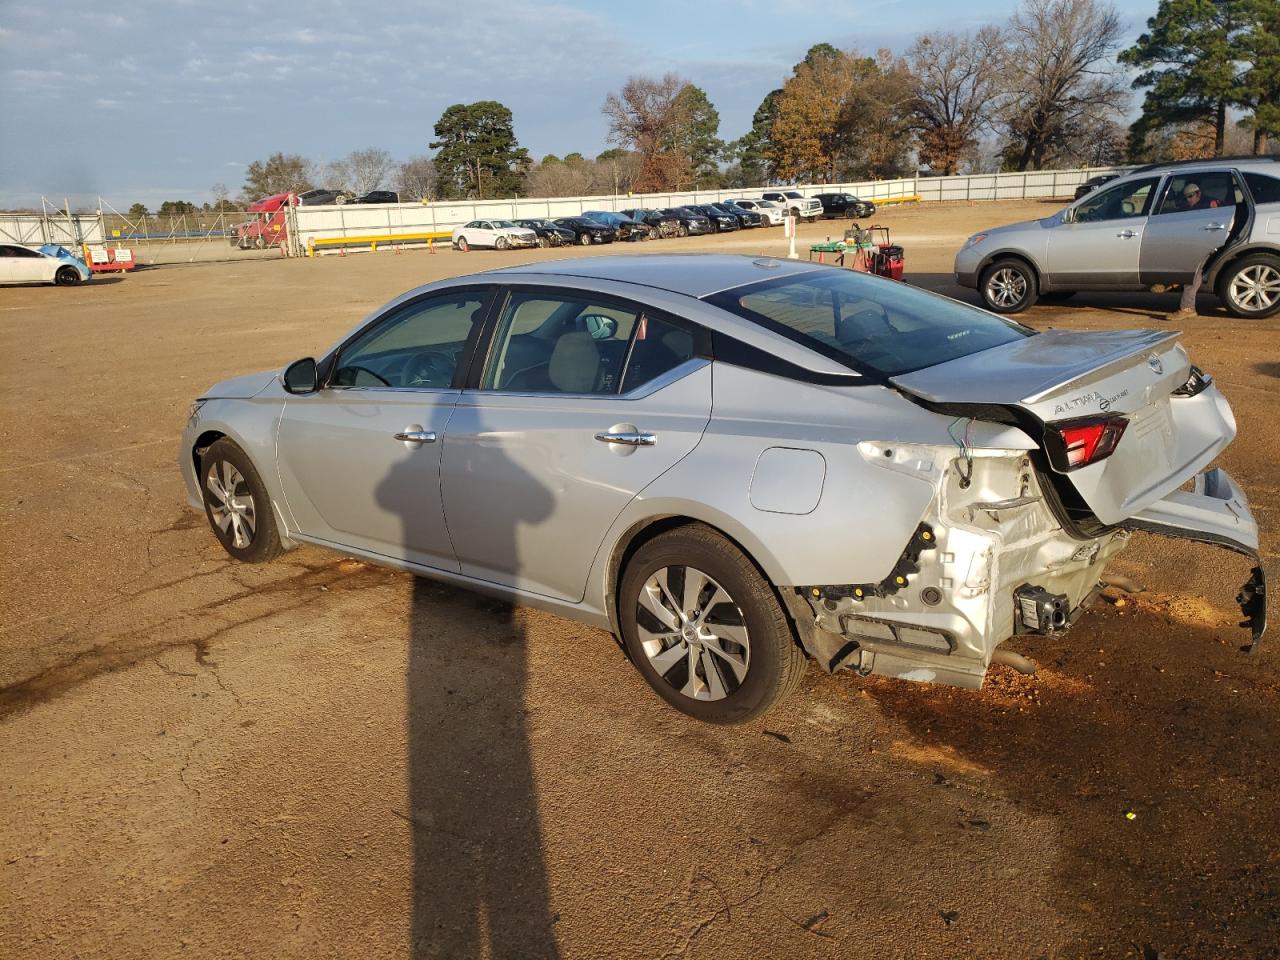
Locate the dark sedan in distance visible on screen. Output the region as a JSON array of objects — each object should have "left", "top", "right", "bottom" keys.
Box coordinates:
[
  {"left": 658, "top": 208, "right": 713, "bottom": 237},
  {"left": 812, "top": 192, "right": 876, "bottom": 218},
  {"left": 344, "top": 190, "right": 400, "bottom": 204},
  {"left": 711, "top": 202, "right": 762, "bottom": 228},
  {"left": 552, "top": 217, "right": 617, "bottom": 245},
  {"left": 620, "top": 208, "right": 681, "bottom": 239},
  {"left": 515, "top": 218, "right": 577, "bottom": 247},
  {"left": 583, "top": 210, "right": 650, "bottom": 241},
  {"left": 1073, "top": 173, "right": 1121, "bottom": 200},
  {"left": 687, "top": 204, "right": 739, "bottom": 232}
]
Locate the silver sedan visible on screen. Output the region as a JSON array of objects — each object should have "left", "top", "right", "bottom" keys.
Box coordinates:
[{"left": 181, "top": 255, "right": 1265, "bottom": 722}]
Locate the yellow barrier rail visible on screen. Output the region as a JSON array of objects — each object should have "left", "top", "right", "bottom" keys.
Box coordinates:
[
  {"left": 873, "top": 195, "right": 922, "bottom": 206},
  {"left": 307, "top": 231, "right": 453, "bottom": 256}
]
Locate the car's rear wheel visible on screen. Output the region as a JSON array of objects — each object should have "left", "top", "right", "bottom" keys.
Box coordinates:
[
  {"left": 980, "top": 258, "right": 1038, "bottom": 313},
  {"left": 619, "top": 525, "right": 807, "bottom": 724},
  {"left": 1219, "top": 254, "right": 1280, "bottom": 319},
  {"left": 199, "top": 438, "right": 283, "bottom": 563},
  {"left": 54, "top": 266, "right": 81, "bottom": 286},
  {"left": 458, "top": 236, "right": 470, "bottom": 252}
]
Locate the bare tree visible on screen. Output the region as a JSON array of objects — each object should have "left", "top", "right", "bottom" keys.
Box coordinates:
[
  {"left": 329, "top": 148, "right": 394, "bottom": 194},
  {"left": 396, "top": 155, "right": 436, "bottom": 201},
  {"left": 908, "top": 28, "right": 1003, "bottom": 174},
  {"left": 997, "top": 0, "right": 1128, "bottom": 170}
]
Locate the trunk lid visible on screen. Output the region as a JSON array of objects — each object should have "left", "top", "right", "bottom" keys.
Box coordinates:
[{"left": 891, "top": 329, "right": 1237, "bottom": 525}]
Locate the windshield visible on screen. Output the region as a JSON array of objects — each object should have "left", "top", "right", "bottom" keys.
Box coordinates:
[
  {"left": 705, "top": 271, "right": 1032, "bottom": 377},
  {"left": 492, "top": 220, "right": 519, "bottom": 228}
]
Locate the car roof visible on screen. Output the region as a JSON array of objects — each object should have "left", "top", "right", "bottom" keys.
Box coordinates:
[
  {"left": 482, "top": 253, "right": 829, "bottom": 298},
  {"left": 1127, "top": 156, "right": 1280, "bottom": 176}
]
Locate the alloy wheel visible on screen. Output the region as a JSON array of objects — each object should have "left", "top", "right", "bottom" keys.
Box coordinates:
[
  {"left": 205, "top": 460, "right": 256, "bottom": 549},
  {"left": 986, "top": 267, "right": 1027, "bottom": 308},
  {"left": 1228, "top": 263, "right": 1280, "bottom": 313},
  {"left": 635, "top": 565, "right": 749, "bottom": 702}
]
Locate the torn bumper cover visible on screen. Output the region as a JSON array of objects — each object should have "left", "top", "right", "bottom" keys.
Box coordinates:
[{"left": 1122, "top": 467, "right": 1267, "bottom": 650}]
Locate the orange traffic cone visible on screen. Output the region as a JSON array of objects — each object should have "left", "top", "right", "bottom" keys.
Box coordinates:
[
  {"left": 818, "top": 251, "right": 825, "bottom": 264},
  {"left": 339, "top": 246, "right": 346, "bottom": 258}
]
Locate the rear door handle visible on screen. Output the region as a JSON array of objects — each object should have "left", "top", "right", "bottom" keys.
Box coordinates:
[
  {"left": 595, "top": 431, "right": 656, "bottom": 446},
  {"left": 394, "top": 427, "right": 437, "bottom": 445},
  {"left": 1204, "top": 223, "right": 1226, "bottom": 231},
  {"left": 1116, "top": 229, "right": 1137, "bottom": 238}
]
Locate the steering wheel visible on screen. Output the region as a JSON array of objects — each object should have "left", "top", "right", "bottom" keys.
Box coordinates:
[{"left": 403, "top": 349, "right": 455, "bottom": 387}]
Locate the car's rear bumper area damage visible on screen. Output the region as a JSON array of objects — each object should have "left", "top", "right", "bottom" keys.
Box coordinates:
[
  {"left": 1122, "top": 467, "right": 1266, "bottom": 650},
  {"left": 788, "top": 456, "right": 1266, "bottom": 688}
]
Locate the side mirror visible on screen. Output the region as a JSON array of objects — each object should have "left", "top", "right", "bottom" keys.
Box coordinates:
[
  {"left": 1061, "top": 207, "right": 1075, "bottom": 224},
  {"left": 283, "top": 357, "right": 318, "bottom": 394}
]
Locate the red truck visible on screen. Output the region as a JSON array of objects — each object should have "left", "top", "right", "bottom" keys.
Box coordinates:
[{"left": 233, "top": 192, "right": 295, "bottom": 250}]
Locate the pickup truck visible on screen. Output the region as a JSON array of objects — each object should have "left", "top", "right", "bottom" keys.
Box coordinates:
[{"left": 761, "top": 190, "right": 823, "bottom": 221}]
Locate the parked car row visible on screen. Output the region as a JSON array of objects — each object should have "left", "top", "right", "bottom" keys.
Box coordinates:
[
  {"left": 449, "top": 194, "right": 863, "bottom": 252},
  {"left": 297, "top": 189, "right": 400, "bottom": 206}
]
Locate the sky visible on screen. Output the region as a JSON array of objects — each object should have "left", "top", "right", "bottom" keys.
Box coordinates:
[{"left": 0, "top": 0, "right": 1156, "bottom": 209}]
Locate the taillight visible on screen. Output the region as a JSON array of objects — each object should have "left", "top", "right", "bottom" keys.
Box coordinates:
[{"left": 1049, "top": 416, "right": 1128, "bottom": 470}]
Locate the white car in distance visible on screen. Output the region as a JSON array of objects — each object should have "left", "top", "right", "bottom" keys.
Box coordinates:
[
  {"left": 452, "top": 220, "right": 538, "bottom": 252},
  {"left": 725, "top": 199, "right": 786, "bottom": 226}
]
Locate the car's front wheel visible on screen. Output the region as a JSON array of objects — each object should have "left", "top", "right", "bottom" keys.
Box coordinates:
[
  {"left": 495, "top": 236, "right": 509, "bottom": 250},
  {"left": 457, "top": 236, "right": 470, "bottom": 252},
  {"left": 579, "top": 233, "right": 592, "bottom": 246},
  {"left": 199, "top": 438, "right": 283, "bottom": 563},
  {"left": 54, "top": 266, "right": 82, "bottom": 286},
  {"left": 619, "top": 525, "right": 807, "bottom": 724},
  {"left": 1219, "top": 254, "right": 1280, "bottom": 319},
  {"left": 980, "top": 258, "right": 1038, "bottom": 313},
  {"left": 536, "top": 236, "right": 549, "bottom": 248}
]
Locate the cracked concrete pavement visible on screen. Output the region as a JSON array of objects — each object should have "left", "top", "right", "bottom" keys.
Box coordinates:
[{"left": 2, "top": 201, "right": 1279, "bottom": 959}]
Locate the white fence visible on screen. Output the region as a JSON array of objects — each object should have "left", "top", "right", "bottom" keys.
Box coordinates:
[
  {"left": 292, "top": 166, "right": 1126, "bottom": 253},
  {"left": 0, "top": 213, "right": 105, "bottom": 246}
]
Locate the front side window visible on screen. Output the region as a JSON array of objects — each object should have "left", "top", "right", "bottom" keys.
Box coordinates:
[
  {"left": 1156, "top": 171, "right": 1239, "bottom": 214},
  {"left": 1073, "top": 176, "right": 1161, "bottom": 222},
  {"left": 705, "top": 270, "right": 1031, "bottom": 378},
  {"left": 332, "top": 291, "right": 489, "bottom": 389}
]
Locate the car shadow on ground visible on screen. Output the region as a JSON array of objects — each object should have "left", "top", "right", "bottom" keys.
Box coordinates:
[
  {"left": 1255, "top": 361, "right": 1280, "bottom": 378},
  {"left": 866, "top": 605, "right": 1280, "bottom": 956},
  {"left": 377, "top": 435, "right": 562, "bottom": 958},
  {"left": 906, "top": 272, "right": 1197, "bottom": 322}
]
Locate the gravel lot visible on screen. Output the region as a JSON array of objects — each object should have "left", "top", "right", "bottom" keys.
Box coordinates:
[{"left": 2, "top": 200, "right": 1278, "bottom": 960}]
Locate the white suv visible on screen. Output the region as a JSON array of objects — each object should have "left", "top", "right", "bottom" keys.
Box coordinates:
[
  {"left": 761, "top": 190, "right": 823, "bottom": 221},
  {"left": 724, "top": 198, "right": 786, "bottom": 226}
]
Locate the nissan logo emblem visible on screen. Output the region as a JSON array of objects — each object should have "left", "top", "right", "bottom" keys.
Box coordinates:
[{"left": 1147, "top": 354, "right": 1163, "bottom": 376}]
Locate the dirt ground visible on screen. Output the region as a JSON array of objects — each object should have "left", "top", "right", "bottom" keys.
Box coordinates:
[{"left": 2, "top": 200, "right": 1278, "bottom": 960}]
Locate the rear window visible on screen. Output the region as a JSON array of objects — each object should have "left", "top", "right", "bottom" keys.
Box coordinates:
[
  {"left": 705, "top": 271, "right": 1032, "bottom": 377},
  {"left": 1244, "top": 171, "right": 1280, "bottom": 205}
]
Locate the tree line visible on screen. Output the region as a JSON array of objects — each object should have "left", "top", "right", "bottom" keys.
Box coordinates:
[{"left": 142, "top": 0, "right": 1277, "bottom": 211}]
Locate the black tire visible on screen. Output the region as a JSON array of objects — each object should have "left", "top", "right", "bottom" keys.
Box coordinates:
[
  {"left": 253, "top": 236, "right": 266, "bottom": 250},
  {"left": 677, "top": 223, "right": 689, "bottom": 238},
  {"left": 618, "top": 524, "right": 807, "bottom": 724},
  {"left": 1038, "top": 290, "right": 1076, "bottom": 303},
  {"left": 579, "top": 232, "right": 592, "bottom": 246},
  {"left": 458, "top": 236, "right": 470, "bottom": 253},
  {"left": 1217, "top": 253, "right": 1280, "bottom": 319},
  {"left": 537, "top": 236, "right": 549, "bottom": 249},
  {"left": 55, "top": 266, "right": 82, "bottom": 286},
  {"left": 199, "top": 438, "right": 283, "bottom": 564},
  {"left": 649, "top": 225, "right": 659, "bottom": 240},
  {"left": 980, "top": 257, "right": 1039, "bottom": 313}
]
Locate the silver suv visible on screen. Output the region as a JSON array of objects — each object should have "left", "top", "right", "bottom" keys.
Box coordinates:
[{"left": 954, "top": 158, "right": 1280, "bottom": 318}]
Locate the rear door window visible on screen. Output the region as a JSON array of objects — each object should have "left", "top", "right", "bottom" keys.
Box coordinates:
[
  {"left": 1244, "top": 171, "right": 1280, "bottom": 205},
  {"left": 705, "top": 271, "right": 1031, "bottom": 377},
  {"left": 1156, "top": 171, "right": 1239, "bottom": 214}
]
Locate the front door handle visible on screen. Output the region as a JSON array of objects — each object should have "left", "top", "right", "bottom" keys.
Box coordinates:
[
  {"left": 394, "top": 426, "right": 437, "bottom": 446},
  {"left": 1116, "top": 229, "right": 1137, "bottom": 238},
  {"left": 595, "top": 431, "right": 656, "bottom": 446}
]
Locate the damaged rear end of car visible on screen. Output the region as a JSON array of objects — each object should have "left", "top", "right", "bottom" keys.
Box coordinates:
[{"left": 706, "top": 268, "right": 1265, "bottom": 692}]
